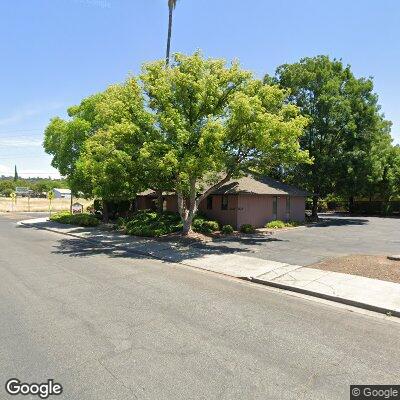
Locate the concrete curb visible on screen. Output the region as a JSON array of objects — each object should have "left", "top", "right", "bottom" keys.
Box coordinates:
[
  {"left": 245, "top": 277, "right": 400, "bottom": 318},
  {"left": 20, "top": 219, "right": 400, "bottom": 319}
]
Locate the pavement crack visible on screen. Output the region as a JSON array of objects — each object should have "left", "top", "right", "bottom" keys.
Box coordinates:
[{"left": 97, "top": 359, "right": 139, "bottom": 399}]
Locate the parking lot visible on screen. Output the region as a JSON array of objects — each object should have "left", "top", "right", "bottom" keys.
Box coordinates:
[{"left": 209, "top": 214, "right": 400, "bottom": 266}]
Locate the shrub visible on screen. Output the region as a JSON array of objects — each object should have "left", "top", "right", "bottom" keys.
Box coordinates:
[
  {"left": 266, "top": 220, "right": 286, "bottom": 229},
  {"left": 192, "top": 217, "right": 219, "bottom": 234},
  {"left": 2, "top": 188, "right": 13, "bottom": 197},
  {"left": 266, "top": 220, "right": 301, "bottom": 229},
  {"left": 116, "top": 217, "right": 126, "bottom": 229},
  {"left": 285, "top": 220, "right": 300, "bottom": 227},
  {"left": 192, "top": 217, "right": 206, "bottom": 232},
  {"left": 221, "top": 225, "right": 234, "bottom": 234},
  {"left": 50, "top": 212, "right": 100, "bottom": 227},
  {"left": 124, "top": 211, "right": 182, "bottom": 237},
  {"left": 240, "top": 224, "right": 255, "bottom": 234}
]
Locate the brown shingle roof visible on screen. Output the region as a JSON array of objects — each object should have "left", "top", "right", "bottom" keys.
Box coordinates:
[
  {"left": 211, "top": 175, "right": 310, "bottom": 196},
  {"left": 138, "top": 176, "right": 310, "bottom": 197}
]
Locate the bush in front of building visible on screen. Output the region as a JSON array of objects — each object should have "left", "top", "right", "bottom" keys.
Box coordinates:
[
  {"left": 240, "top": 224, "right": 255, "bottom": 234},
  {"left": 221, "top": 225, "right": 234, "bottom": 234},
  {"left": 124, "top": 211, "right": 182, "bottom": 237},
  {"left": 266, "top": 220, "right": 301, "bottom": 229},
  {"left": 50, "top": 211, "right": 100, "bottom": 227},
  {"left": 192, "top": 217, "right": 219, "bottom": 234},
  {"left": 265, "top": 220, "right": 286, "bottom": 229}
]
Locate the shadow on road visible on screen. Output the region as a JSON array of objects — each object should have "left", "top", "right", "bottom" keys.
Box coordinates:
[
  {"left": 306, "top": 217, "right": 370, "bottom": 228},
  {"left": 50, "top": 235, "right": 257, "bottom": 264}
]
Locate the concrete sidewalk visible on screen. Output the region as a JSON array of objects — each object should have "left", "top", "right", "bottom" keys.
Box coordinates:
[{"left": 19, "top": 217, "right": 400, "bottom": 317}]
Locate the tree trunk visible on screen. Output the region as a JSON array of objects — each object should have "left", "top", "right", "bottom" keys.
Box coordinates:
[
  {"left": 155, "top": 189, "right": 163, "bottom": 214},
  {"left": 348, "top": 196, "right": 355, "bottom": 214},
  {"left": 178, "top": 179, "right": 198, "bottom": 236},
  {"left": 177, "top": 174, "right": 232, "bottom": 235},
  {"left": 182, "top": 214, "right": 196, "bottom": 235},
  {"left": 102, "top": 200, "right": 109, "bottom": 223},
  {"left": 70, "top": 191, "right": 73, "bottom": 214},
  {"left": 312, "top": 195, "right": 319, "bottom": 217},
  {"left": 166, "top": 7, "right": 173, "bottom": 66}
]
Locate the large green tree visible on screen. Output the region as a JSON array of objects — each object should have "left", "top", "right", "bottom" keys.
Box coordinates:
[
  {"left": 266, "top": 56, "right": 392, "bottom": 216},
  {"left": 43, "top": 93, "right": 104, "bottom": 195},
  {"left": 45, "top": 53, "right": 310, "bottom": 232},
  {"left": 141, "top": 53, "right": 310, "bottom": 234},
  {"left": 44, "top": 78, "right": 154, "bottom": 220}
]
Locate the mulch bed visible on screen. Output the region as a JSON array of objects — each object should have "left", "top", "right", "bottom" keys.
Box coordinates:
[{"left": 311, "top": 255, "right": 400, "bottom": 284}]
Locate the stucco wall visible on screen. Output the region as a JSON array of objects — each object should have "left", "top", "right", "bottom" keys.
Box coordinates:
[
  {"left": 237, "top": 195, "right": 272, "bottom": 228},
  {"left": 198, "top": 195, "right": 238, "bottom": 228},
  {"left": 136, "top": 195, "right": 178, "bottom": 212},
  {"left": 237, "top": 195, "right": 305, "bottom": 228},
  {"left": 137, "top": 193, "right": 305, "bottom": 228},
  {"left": 290, "top": 196, "right": 306, "bottom": 222},
  {"left": 136, "top": 196, "right": 154, "bottom": 210},
  {"left": 165, "top": 196, "right": 178, "bottom": 213}
]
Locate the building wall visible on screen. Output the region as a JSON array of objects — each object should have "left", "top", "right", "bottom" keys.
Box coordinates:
[
  {"left": 198, "top": 195, "right": 238, "bottom": 228},
  {"left": 237, "top": 195, "right": 273, "bottom": 228},
  {"left": 290, "top": 196, "right": 306, "bottom": 222},
  {"left": 165, "top": 195, "right": 178, "bottom": 213},
  {"left": 137, "top": 193, "right": 305, "bottom": 229},
  {"left": 136, "top": 196, "right": 155, "bottom": 210},
  {"left": 136, "top": 195, "right": 178, "bottom": 213},
  {"left": 53, "top": 191, "right": 71, "bottom": 199},
  {"left": 237, "top": 195, "right": 305, "bottom": 228}
]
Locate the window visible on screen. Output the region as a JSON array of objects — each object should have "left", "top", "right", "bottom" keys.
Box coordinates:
[
  {"left": 272, "top": 196, "right": 278, "bottom": 219},
  {"left": 221, "top": 196, "right": 228, "bottom": 210},
  {"left": 207, "top": 196, "right": 213, "bottom": 210}
]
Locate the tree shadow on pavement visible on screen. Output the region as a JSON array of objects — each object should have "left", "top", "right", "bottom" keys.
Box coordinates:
[
  {"left": 306, "top": 217, "right": 369, "bottom": 228},
  {"left": 51, "top": 235, "right": 254, "bottom": 264}
]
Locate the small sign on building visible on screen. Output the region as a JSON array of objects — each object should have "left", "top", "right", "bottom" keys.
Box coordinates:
[{"left": 72, "top": 202, "right": 84, "bottom": 214}]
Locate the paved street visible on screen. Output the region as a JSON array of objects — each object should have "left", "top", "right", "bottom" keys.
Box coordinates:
[{"left": 1, "top": 213, "right": 400, "bottom": 399}]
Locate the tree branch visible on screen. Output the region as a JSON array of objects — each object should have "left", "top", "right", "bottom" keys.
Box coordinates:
[{"left": 196, "top": 172, "right": 232, "bottom": 206}]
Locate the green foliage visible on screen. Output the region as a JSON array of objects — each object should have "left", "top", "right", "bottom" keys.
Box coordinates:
[
  {"left": 2, "top": 188, "right": 13, "bottom": 197},
  {"left": 266, "top": 220, "right": 286, "bottom": 229},
  {"left": 266, "top": 220, "right": 301, "bottom": 229},
  {"left": 267, "top": 55, "right": 394, "bottom": 212},
  {"left": 192, "top": 217, "right": 206, "bottom": 232},
  {"left": 240, "top": 224, "right": 255, "bottom": 234},
  {"left": 191, "top": 216, "right": 220, "bottom": 234},
  {"left": 124, "top": 211, "right": 182, "bottom": 237},
  {"left": 221, "top": 224, "right": 234, "bottom": 234},
  {"left": 0, "top": 178, "right": 68, "bottom": 196},
  {"left": 50, "top": 212, "right": 100, "bottom": 227},
  {"left": 45, "top": 52, "right": 310, "bottom": 232}
]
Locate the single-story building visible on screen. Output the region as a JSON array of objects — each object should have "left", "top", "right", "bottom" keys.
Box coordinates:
[
  {"left": 53, "top": 188, "right": 71, "bottom": 199},
  {"left": 136, "top": 175, "right": 309, "bottom": 229}
]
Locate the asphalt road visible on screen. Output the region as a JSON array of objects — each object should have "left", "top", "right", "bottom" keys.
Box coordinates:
[
  {"left": 212, "top": 214, "right": 400, "bottom": 265},
  {"left": 1, "top": 213, "right": 400, "bottom": 400}
]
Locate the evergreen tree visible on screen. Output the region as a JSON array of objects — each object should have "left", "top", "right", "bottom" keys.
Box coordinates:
[{"left": 14, "top": 165, "right": 18, "bottom": 182}]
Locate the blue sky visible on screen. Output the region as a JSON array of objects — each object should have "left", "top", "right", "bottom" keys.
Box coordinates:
[{"left": 0, "top": 0, "right": 399, "bottom": 178}]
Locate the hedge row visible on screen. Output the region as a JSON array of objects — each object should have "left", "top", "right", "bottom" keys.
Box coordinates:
[{"left": 50, "top": 212, "right": 100, "bottom": 227}]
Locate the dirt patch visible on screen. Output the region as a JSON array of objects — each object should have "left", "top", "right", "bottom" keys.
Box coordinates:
[{"left": 311, "top": 255, "right": 400, "bottom": 284}]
